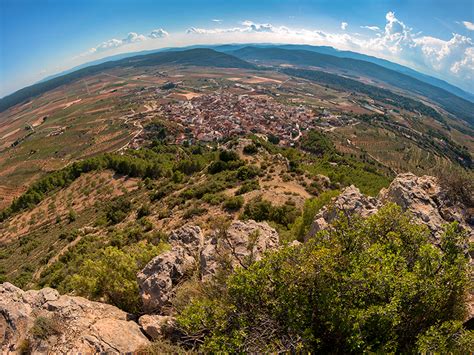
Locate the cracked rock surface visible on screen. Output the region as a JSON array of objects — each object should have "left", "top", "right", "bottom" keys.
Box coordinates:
[{"left": 0, "top": 282, "right": 149, "bottom": 353}]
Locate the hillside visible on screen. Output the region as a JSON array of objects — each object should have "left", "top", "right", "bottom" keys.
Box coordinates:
[
  {"left": 0, "top": 49, "right": 254, "bottom": 113},
  {"left": 0, "top": 135, "right": 472, "bottom": 353},
  {"left": 232, "top": 46, "right": 474, "bottom": 125}
]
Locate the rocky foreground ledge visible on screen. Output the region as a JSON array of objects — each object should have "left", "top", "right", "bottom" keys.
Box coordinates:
[
  {"left": 0, "top": 283, "right": 149, "bottom": 353},
  {"left": 1, "top": 173, "right": 472, "bottom": 353}
]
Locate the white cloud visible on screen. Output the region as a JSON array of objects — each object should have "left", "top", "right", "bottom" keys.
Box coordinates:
[
  {"left": 150, "top": 28, "right": 169, "bottom": 38},
  {"left": 184, "top": 13, "right": 474, "bottom": 91},
  {"left": 361, "top": 25, "right": 380, "bottom": 31},
  {"left": 462, "top": 21, "right": 474, "bottom": 31},
  {"left": 212, "top": 19, "right": 222, "bottom": 23},
  {"left": 84, "top": 29, "right": 169, "bottom": 56}
]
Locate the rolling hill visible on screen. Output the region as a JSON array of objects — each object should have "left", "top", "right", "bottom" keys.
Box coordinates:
[
  {"left": 231, "top": 46, "right": 474, "bottom": 126},
  {"left": 0, "top": 49, "right": 255, "bottom": 113}
]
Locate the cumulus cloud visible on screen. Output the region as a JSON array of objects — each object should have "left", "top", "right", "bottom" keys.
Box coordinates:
[
  {"left": 361, "top": 25, "right": 380, "bottom": 31},
  {"left": 462, "top": 21, "right": 474, "bottom": 31},
  {"left": 149, "top": 28, "right": 169, "bottom": 38},
  {"left": 85, "top": 29, "right": 169, "bottom": 55},
  {"left": 184, "top": 13, "right": 474, "bottom": 91}
]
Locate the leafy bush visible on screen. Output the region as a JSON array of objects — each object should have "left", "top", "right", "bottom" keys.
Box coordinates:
[
  {"left": 177, "top": 205, "right": 471, "bottom": 352},
  {"left": 235, "top": 180, "right": 260, "bottom": 195},
  {"left": 68, "top": 242, "right": 167, "bottom": 313},
  {"left": 236, "top": 165, "right": 260, "bottom": 181},
  {"left": 31, "top": 316, "right": 62, "bottom": 339},
  {"left": 243, "top": 143, "right": 258, "bottom": 155},
  {"left": 300, "top": 129, "right": 334, "bottom": 156},
  {"left": 241, "top": 198, "right": 300, "bottom": 228},
  {"left": 223, "top": 196, "right": 244, "bottom": 212},
  {"left": 106, "top": 197, "right": 132, "bottom": 224}
]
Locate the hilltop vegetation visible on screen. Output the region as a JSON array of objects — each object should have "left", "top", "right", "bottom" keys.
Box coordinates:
[{"left": 177, "top": 205, "right": 471, "bottom": 353}]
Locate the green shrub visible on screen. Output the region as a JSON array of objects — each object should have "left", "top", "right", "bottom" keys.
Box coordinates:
[
  {"left": 31, "top": 316, "right": 62, "bottom": 339},
  {"left": 300, "top": 129, "right": 334, "bottom": 156},
  {"left": 106, "top": 197, "right": 132, "bottom": 224},
  {"left": 177, "top": 205, "right": 470, "bottom": 353},
  {"left": 243, "top": 144, "right": 258, "bottom": 155},
  {"left": 236, "top": 165, "right": 260, "bottom": 181},
  {"left": 223, "top": 196, "right": 244, "bottom": 212},
  {"left": 235, "top": 180, "right": 260, "bottom": 195}
]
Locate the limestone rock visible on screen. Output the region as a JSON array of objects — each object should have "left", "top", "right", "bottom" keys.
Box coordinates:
[
  {"left": 137, "top": 225, "right": 203, "bottom": 313},
  {"left": 0, "top": 283, "right": 149, "bottom": 353},
  {"left": 306, "top": 185, "right": 378, "bottom": 240},
  {"left": 200, "top": 220, "right": 280, "bottom": 279},
  {"left": 307, "top": 173, "right": 473, "bottom": 242},
  {"left": 379, "top": 173, "right": 471, "bottom": 238},
  {"left": 139, "top": 314, "right": 176, "bottom": 340}
]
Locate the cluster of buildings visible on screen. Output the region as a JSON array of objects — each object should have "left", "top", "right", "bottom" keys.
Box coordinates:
[{"left": 158, "top": 92, "right": 317, "bottom": 145}]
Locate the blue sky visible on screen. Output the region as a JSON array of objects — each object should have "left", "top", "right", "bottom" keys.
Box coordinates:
[{"left": 1, "top": 0, "right": 473, "bottom": 97}]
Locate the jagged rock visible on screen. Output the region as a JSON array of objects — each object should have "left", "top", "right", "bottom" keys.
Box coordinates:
[
  {"left": 379, "top": 173, "right": 471, "bottom": 238},
  {"left": 306, "top": 185, "right": 378, "bottom": 240},
  {"left": 200, "top": 220, "right": 280, "bottom": 279},
  {"left": 0, "top": 283, "right": 149, "bottom": 353},
  {"left": 137, "top": 225, "right": 203, "bottom": 313},
  {"left": 138, "top": 221, "right": 280, "bottom": 313},
  {"left": 139, "top": 315, "right": 176, "bottom": 340},
  {"left": 307, "top": 173, "right": 473, "bottom": 242}
]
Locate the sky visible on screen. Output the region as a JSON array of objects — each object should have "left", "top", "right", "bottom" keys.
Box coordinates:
[{"left": 1, "top": 0, "right": 473, "bottom": 97}]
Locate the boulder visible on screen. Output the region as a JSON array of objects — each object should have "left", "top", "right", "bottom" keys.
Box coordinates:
[
  {"left": 378, "top": 173, "right": 471, "bottom": 238},
  {"left": 0, "top": 283, "right": 149, "bottom": 353},
  {"left": 306, "top": 185, "right": 378, "bottom": 240},
  {"left": 200, "top": 220, "right": 279, "bottom": 279},
  {"left": 138, "top": 221, "right": 280, "bottom": 313},
  {"left": 137, "top": 225, "right": 203, "bottom": 313},
  {"left": 139, "top": 314, "right": 177, "bottom": 340},
  {"left": 307, "top": 173, "right": 472, "bottom": 242}
]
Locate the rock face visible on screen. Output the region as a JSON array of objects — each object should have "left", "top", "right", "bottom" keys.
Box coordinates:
[
  {"left": 307, "top": 185, "right": 378, "bottom": 239},
  {"left": 0, "top": 283, "right": 149, "bottom": 353},
  {"left": 308, "top": 173, "right": 472, "bottom": 241},
  {"left": 138, "top": 314, "right": 177, "bottom": 340},
  {"left": 138, "top": 225, "right": 204, "bottom": 313},
  {"left": 200, "top": 220, "right": 280, "bottom": 279},
  {"left": 138, "top": 221, "right": 280, "bottom": 313}
]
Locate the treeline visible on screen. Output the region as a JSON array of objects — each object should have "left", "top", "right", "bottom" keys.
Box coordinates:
[
  {"left": 0, "top": 146, "right": 211, "bottom": 222},
  {"left": 283, "top": 68, "right": 445, "bottom": 122}
]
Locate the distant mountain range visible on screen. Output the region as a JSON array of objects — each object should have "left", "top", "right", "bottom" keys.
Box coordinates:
[
  {"left": 1, "top": 44, "right": 473, "bottom": 126},
  {"left": 38, "top": 43, "right": 474, "bottom": 103},
  {"left": 0, "top": 49, "right": 253, "bottom": 113},
  {"left": 229, "top": 46, "right": 474, "bottom": 125}
]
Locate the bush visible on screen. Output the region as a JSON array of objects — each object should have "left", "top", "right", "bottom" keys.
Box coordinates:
[
  {"left": 241, "top": 198, "right": 300, "bottom": 228},
  {"left": 300, "top": 129, "right": 334, "bottom": 156},
  {"left": 235, "top": 180, "right": 260, "bottom": 195},
  {"left": 236, "top": 165, "right": 260, "bottom": 181},
  {"left": 106, "top": 197, "right": 132, "bottom": 224},
  {"left": 243, "top": 144, "right": 258, "bottom": 155},
  {"left": 31, "top": 316, "right": 62, "bottom": 339},
  {"left": 177, "top": 205, "right": 471, "bottom": 352},
  {"left": 223, "top": 196, "right": 244, "bottom": 212},
  {"left": 68, "top": 242, "right": 167, "bottom": 313},
  {"left": 137, "top": 203, "right": 151, "bottom": 219},
  {"left": 219, "top": 150, "right": 240, "bottom": 162}
]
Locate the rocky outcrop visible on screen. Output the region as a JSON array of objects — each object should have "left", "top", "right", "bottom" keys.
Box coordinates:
[
  {"left": 307, "top": 185, "right": 378, "bottom": 240},
  {"left": 308, "top": 173, "right": 472, "bottom": 241},
  {"left": 138, "top": 221, "right": 280, "bottom": 313},
  {"left": 200, "top": 220, "right": 280, "bottom": 279},
  {"left": 139, "top": 314, "right": 177, "bottom": 340},
  {"left": 378, "top": 173, "right": 471, "bottom": 238},
  {"left": 137, "top": 225, "right": 203, "bottom": 313},
  {"left": 0, "top": 283, "right": 149, "bottom": 353}
]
